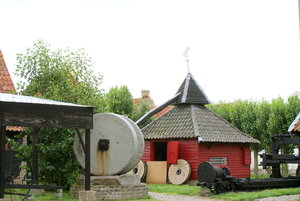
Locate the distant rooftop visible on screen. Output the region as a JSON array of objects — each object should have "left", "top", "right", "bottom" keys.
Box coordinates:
[{"left": 0, "top": 50, "right": 16, "bottom": 93}]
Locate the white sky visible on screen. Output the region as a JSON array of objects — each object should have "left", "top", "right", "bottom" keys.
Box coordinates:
[{"left": 1, "top": 0, "right": 299, "bottom": 105}]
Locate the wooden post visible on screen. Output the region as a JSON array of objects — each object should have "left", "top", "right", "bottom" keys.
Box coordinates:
[
  {"left": 85, "top": 129, "right": 90, "bottom": 190},
  {"left": 32, "top": 127, "right": 39, "bottom": 184},
  {"left": 0, "top": 126, "right": 6, "bottom": 198}
]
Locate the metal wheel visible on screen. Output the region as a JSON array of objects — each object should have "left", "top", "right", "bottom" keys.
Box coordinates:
[{"left": 4, "top": 149, "right": 33, "bottom": 201}]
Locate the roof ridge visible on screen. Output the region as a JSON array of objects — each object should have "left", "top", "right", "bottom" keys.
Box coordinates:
[{"left": 174, "top": 73, "right": 210, "bottom": 105}]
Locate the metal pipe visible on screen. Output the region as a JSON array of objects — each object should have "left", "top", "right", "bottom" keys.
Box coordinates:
[{"left": 136, "top": 93, "right": 181, "bottom": 126}]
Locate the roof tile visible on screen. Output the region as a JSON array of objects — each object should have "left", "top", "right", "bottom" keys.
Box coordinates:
[
  {"left": 142, "top": 104, "right": 259, "bottom": 143},
  {"left": 0, "top": 50, "right": 16, "bottom": 93}
]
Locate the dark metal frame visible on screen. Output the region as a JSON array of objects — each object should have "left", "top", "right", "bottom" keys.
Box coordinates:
[
  {"left": 197, "top": 133, "right": 300, "bottom": 194},
  {"left": 0, "top": 94, "right": 94, "bottom": 198}
]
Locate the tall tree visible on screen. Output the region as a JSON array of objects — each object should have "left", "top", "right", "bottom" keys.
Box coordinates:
[
  {"left": 15, "top": 39, "right": 105, "bottom": 112},
  {"left": 105, "top": 85, "right": 134, "bottom": 117},
  {"left": 13, "top": 39, "right": 105, "bottom": 188},
  {"left": 209, "top": 93, "right": 300, "bottom": 177}
]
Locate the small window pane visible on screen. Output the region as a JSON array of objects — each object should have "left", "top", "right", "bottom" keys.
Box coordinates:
[{"left": 209, "top": 157, "right": 227, "bottom": 165}]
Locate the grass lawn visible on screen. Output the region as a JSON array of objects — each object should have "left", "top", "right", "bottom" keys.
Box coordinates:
[
  {"left": 4, "top": 182, "right": 300, "bottom": 201},
  {"left": 211, "top": 187, "right": 300, "bottom": 201}
]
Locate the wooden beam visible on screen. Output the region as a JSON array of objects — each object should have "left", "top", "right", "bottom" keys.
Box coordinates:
[
  {"left": 0, "top": 126, "right": 5, "bottom": 198},
  {"left": 85, "top": 129, "right": 91, "bottom": 191},
  {"left": 1, "top": 103, "right": 93, "bottom": 129},
  {"left": 32, "top": 127, "right": 39, "bottom": 184}
]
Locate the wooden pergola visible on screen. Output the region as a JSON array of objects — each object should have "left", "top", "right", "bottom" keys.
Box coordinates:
[{"left": 0, "top": 93, "right": 94, "bottom": 198}]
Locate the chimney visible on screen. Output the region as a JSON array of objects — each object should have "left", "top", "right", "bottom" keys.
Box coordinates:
[
  {"left": 142, "top": 90, "right": 150, "bottom": 99},
  {"left": 141, "top": 90, "right": 154, "bottom": 107}
]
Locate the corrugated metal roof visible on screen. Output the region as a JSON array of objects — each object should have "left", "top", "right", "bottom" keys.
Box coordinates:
[
  {"left": 142, "top": 104, "right": 259, "bottom": 144},
  {"left": 0, "top": 93, "right": 93, "bottom": 108},
  {"left": 174, "top": 73, "right": 210, "bottom": 105}
]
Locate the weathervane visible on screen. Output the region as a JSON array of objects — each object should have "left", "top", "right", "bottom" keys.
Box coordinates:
[{"left": 183, "top": 47, "right": 190, "bottom": 73}]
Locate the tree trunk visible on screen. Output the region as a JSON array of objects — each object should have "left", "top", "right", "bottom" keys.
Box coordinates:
[
  {"left": 281, "top": 147, "right": 288, "bottom": 177},
  {"left": 253, "top": 149, "right": 259, "bottom": 179}
]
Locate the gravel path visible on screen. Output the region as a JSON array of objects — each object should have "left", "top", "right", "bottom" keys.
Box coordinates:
[
  {"left": 254, "top": 194, "right": 300, "bottom": 201},
  {"left": 148, "top": 192, "right": 300, "bottom": 201},
  {"left": 149, "top": 192, "right": 224, "bottom": 201}
]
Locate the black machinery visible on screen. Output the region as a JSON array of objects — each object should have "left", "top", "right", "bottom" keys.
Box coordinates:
[
  {"left": 4, "top": 149, "right": 33, "bottom": 200},
  {"left": 4, "top": 148, "right": 63, "bottom": 200},
  {"left": 197, "top": 133, "right": 300, "bottom": 195}
]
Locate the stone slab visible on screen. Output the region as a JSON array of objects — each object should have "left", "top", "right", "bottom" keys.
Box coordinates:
[
  {"left": 79, "top": 190, "right": 96, "bottom": 201},
  {"left": 29, "top": 189, "right": 44, "bottom": 194},
  {"left": 76, "top": 174, "right": 140, "bottom": 185}
]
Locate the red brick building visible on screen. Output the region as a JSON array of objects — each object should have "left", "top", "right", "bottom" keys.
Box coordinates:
[{"left": 0, "top": 50, "right": 22, "bottom": 133}]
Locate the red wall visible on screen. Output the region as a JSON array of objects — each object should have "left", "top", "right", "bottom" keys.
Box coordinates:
[
  {"left": 198, "top": 142, "right": 251, "bottom": 178},
  {"left": 141, "top": 139, "right": 251, "bottom": 181}
]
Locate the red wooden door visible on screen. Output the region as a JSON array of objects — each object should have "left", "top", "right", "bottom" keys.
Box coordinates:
[{"left": 167, "top": 141, "right": 179, "bottom": 164}]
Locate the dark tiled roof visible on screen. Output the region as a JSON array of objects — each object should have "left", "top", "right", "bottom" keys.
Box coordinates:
[
  {"left": 142, "top": 104, "right": 259, "bottom": 143},
  {"left": 174, "top": 73, "right": 210, "bottom": 105},
  {"left": 0, "top": 50, "right": 16, "bottom": 93}
]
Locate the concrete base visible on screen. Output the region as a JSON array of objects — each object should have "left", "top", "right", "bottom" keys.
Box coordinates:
[
  {"left": 76, "top": 174, "right": 141, "bottom": 185},
  {"left": 70, "top": 175, "right": 148, "bottom": 200},
  {"left": 29, "top": 189, "right": 44, "bottom": 194},
  {"left": 54, "top": 189, "right": 63, "bottom": 198},
  {"left": 79, "top": 190, "right": 96, "bottom": 201}
]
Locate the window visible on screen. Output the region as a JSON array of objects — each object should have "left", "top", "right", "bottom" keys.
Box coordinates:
[{"left": 209, "top": 157, "right": 227, "bottom": 165}]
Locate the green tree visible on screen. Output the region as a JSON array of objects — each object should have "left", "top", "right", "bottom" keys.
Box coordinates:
[
  {"left": 285, "top": 92, "right": 300, "bottom": 128},
  {"left": 15, "top": 39, "right": 105, "bottom": 112},
  {"left": 13, "top": 39, "right": 105, "bottom": 188},
  {"left": 209, "top": 93, "right": 300, "bottom": 178},
  {"left": 267, "top": 97, "right": 287, "bottom": 137},
  {"left": 207, "top": 101, "right": 233, "bottom": 123},
  {"left": 267, "top": 97, "right": 291, "bottom": 176},
  {"left": 131, "top": 99, "right": 155, "bottom": 128},
  {"left": 105, "top": 85, "right": 134, "bottom": 117},
  {"left": 255, "top": 99, "right": 271, "bottom": 150}
]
